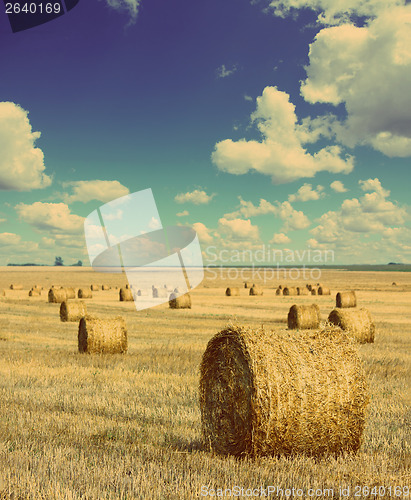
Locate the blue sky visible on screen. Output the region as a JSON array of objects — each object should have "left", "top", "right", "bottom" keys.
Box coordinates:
[{"left": 0, "top": 0, "right": 410, "bottom": 265}]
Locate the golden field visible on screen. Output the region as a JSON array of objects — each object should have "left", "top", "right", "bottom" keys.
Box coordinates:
[{"left": 0, "top": 267, "right": 410, "bottom": 499}]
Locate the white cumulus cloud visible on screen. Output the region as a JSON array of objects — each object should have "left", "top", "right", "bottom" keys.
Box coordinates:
[
  {"left": 105, "top": 0, "right": 141, "bottom": 21},
  {"left": 0, "top": 102, "right": 52, "bottom": 191},
  {"left": 288, "top": 183, "right": 324, "bottom": 202},
  {"left": 212, "top": 86, "right": 354, "bottom": 183},
  {"left": 330, "top": 180, "right": 348, "bottom": 193},
  {"left": 62, "top": 180, "right": 129, "bottom": 204},
  {"left": 16, "top": 202, "right": 84, "bottom": 235},
  {"left": 175, "top": 189, "right": 215, "bottom": 205},
  {"left": 270, "top": 233, "right": 291, "bottom": 245}
]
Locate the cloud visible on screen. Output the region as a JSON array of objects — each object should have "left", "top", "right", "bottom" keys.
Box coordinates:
[
  {"left": 175, "top": 189, "right": 215, "bottom": 205},
  {"left": 216, "top": 64, "right": 238, "bottom": 78},
  {"left": 224, "top": 197, "right": 310, "bottom": 232},
  {"left": 266, "top": 0, "right": 406, "bottom": 26},
  {"left": 244, "top": 95, "right": 253, "bottom": 102},
  {"left": 310, "top": 179, "right": 407, "bottom": 244},
  {"left": 0, "top": 232, "right": 21, "bottom": 245},
  {"left": 270, "top": 233, "right": 291, "bottom": 245},
  {"left": 288, "top": 183, "right": 324, "bottom": 202},
  {"left": 212, "top": 86, "right": 354, "bottom": 183},
  {"left": 15, "top": 202, "right": 84, "bottom": 235},
  {"left": 192, "top": 222, "right": 214, "bottom": 244},
  {"left": 301, "top": 7, "right": 411, "bottom": 157},
  {"left": 218, "top": 218, "right": 260, "bottom": 240},
  {"left": 330, "top": 180, "right": 348, "bottom": 193},
  {"left": 0, "top": 102, "right": 52, "bottom": 191},
  {"left": 62, "top": 180, "right": 129, "bottom": 204},
  {"left": 104, "top": 0, "right": 141, "bottom": 21},
  {"left": 176, "top": 210, "right": 189, "bottom": 217}
]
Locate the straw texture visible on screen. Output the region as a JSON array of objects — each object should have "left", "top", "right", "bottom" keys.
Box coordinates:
[
  {"left": 226, "top": 287, "right": 240, "bottom": 296},
  {"left": 60, "top": 301, "right": 87, "bottom": 322},
  {"left": 336, "top": 291, "right": 357, "bottom": 308},
  {"left": 328, "top": 308, "right": 375, "bottom": 344},
  {"left": 169, "top": 293, "right": 191, "bottom": 309},
  {"left": 200, "top": 324, "right": 368, "bottom": 458},
  {"left": 78, "top": 316, "right": 128, "bottom": 354},
  {"left": 288, "top": 304, "right": 321, "bottom": 329}
]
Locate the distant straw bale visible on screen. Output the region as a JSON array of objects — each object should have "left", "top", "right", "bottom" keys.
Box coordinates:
[
  {"left": 226, "top": 287, "right": 240, "bottom": 296},
  {"left": 200, "top": 324, "right": 368, "bottom": 457},
  {"left": 153, "top": 287, "right": 168, "bottom": 298},
  {"left": 249, "top": 285, "right": 263, "bottom": 296},
  {"left": 90, "top": 284, "right": 100, "bottom": 291},
  {"left": 65, "top": 288, "right": 76, "bottom": 299},
  {"left": 137, "top": 289, "right": 150, "bottom": 296},
  {"left": 9, "top": 284, "right": 23, "bottom": 290},
  {"left": 275, "top": 288, "right": 282, "bottom": 296},
  {"left": 119, "top": 288, "right": 133, "bottom": 301},
  {"left": 78, "top": 288, "right": 93, "bottom": 299},
  {"left": 297, "top": 287, "right": 309, "bottom": 296},
  {"left": 278, "top": 285, "right": 283, "bottom": 290},
  {"left": 307, "top": 284, "right": 312, "bottom": 291},
  {"left": 311, "top": 288, "right": 318, "bottom": 296},
  {"left": 283, "top": 287, "right": 297, "bottom": 296},
  {"left": 288, "top": 304, "right": 321, "bottom": 329},
  {"left": 28, "top": 288, "right": 41, "bottom": 297},
  {"left": 318, "top": 286, "right": 331, "bottom": 296},
  {"left": 392, "top": 282, "right": 397, "bottom": 286},
  {"left": 244, "top": 282, "right": 248, "bottom": 289},
  {"left": 169, "top": 293, "right": 191, "bottom": 309},
  {"left": 336, "top": 291, "right": 357, "bottom": 308},
  {"left": 78, "top": 316, "right": 127, "bottom": 354},
  {"left": 48, "top": 288, "right": 67, "bottom": 303},
  {"left": 328, "top": 308, "right": 375, "bottom": 344},
  {"left": 102, "top": 285, "right": 110, "bottom": 290},
  {"left": 60, "top": 301, "right": 87, "bottom": 322}
]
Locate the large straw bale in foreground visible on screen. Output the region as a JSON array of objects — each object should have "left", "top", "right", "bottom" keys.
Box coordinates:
[
  {"left": 48, "top": 288, "right": 67, "bottom": 303},
  {"left": 328, "top": 308, "right": 375, "bottom": 344},
  {"left": 78, "top": 316, "right": 127, "bottom": 354},
  {"left": 226, "top": 287, "right": 240, "bottom": 296},
  {"left": 283, "top": 286, "right": 297, "bottom": 296},
  {"left": 10, "top": 284, "right": 23, "bottom": 290},
  {"left": 169, "top": 293, "right": 191, "bottom": 309},
  {"left": 336, "top": 291, "right": 357, "bottom": 308},
  {"left": 318, "top": 286, "right": 331, "bottom": 296},
  {"left": 78, "top": 288, "right": 92, "bottom": 299},
  {"left": 119, "top": 288, "right": 133, "bottom": 301},
  {"left": 249, "top": 286, "right": 263, "bottom": 296},
  {"left": 200, "top": 325, "right": 368, "bottom": 458},
  {"left": 288, "top": 304, "right": 321, "bottom": 329},
  {"left": 60, "top": 301, "right": 87, "bottom": 322}
]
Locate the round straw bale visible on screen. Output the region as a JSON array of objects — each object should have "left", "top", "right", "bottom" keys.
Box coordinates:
[
  {"left": 78, "top": 288, "right": 93, "bottom": 299},
  {"left": 28, "top": 288, "right": 41, "bottom": 297},
  {"left": 60, "top": 301, "right": 87, "bottom": 322},
  {"left": 126, "top": 284, "right": 131, "bottom": 289},
  {"left": 226, "top": 287, "right": 240, "bottom": 296},
  {"left": 336, "top": 291, "right": 357, "bottom": 308},
  {"left": 318, "top": 286, "right": 331, "bottom": 296},
  {"left": 78, "top": 316, "right": 127, "bottom": 354},
  {"left": 328, "top": 308, "right": 375, "bottom": 344},
  {"left": 10, "top": 284, "right": 23, "bottom": 290},
  {"left": 392, "top": 282, "right": 397, "bottom": 286},
  {"left": 137, "top": 288, "right": 150, "bottom": 296},
  {"left": 275, "top": 288, "right": 282, "bottom": 296},
  {"left": 153, "top": 287, "right": 168, "bottom": 298},
  {"left": 244, "top": 282, "right": 248, "bottom": 289},
  {"left": 278, "top": 285, "right": 283, "bottom": 290},
  {"left": 102, "top": 284, "right": 110, "bottom": 290},
  {"left": 311, "top": 288, "right": 318, "bottom": 296},
  {"left": 297, "top": 287, "right": 309, "bottom": 296},
  {"left": 64, "top": 287, "right": 76, "bottom": 299},
  {"left": 283, "top": 287, "right": 297, "bottom": 296},
  {"left": 307, "top": 284, "right": 312, "bottom": 291},
  {"left": 169, "top": 293, "right": 191, "bottom": 309},
  {"left": 119, "top": 287, "right": 133, "bottom": 301},
  {"left": 90, "top": 284, "right": 100, "bottom": 291},
  {"left": 249, "top": 286, "right": 263, "bottom": 296},
  {"left": 200, "top": 325, "right": 368, "bottom": 458},
  {"left": 288, "top": 304, "right": 321, "bottom": 329},
  {"left": 48, "top": 288, "right": 67, "bottom": 303}
]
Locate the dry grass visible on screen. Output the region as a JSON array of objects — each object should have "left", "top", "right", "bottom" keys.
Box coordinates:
[{"left": 0, "top": 267, "right": 410, "bottom": 498}]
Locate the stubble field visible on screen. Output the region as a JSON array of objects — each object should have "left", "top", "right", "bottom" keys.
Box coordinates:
[{"left": 0, "top": 267, "right": 410, "bottom": 499}]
